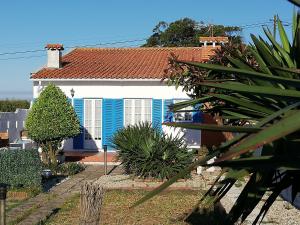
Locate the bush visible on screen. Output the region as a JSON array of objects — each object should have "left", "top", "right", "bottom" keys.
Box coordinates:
[
  {"left": 0, "top": 149, "right": 42, "bottom": 188},
  {"left": 113, "top": 122, "right": 193, "bottom": 180},
  {"left": 26, "top": 83, "right": 80, "bottom": 166},
  {"left": 0, "top": 99, "right": 30, "bottom": 112},
  {"left": 57, "top": 162, "right": 86, "bottom": 176}
]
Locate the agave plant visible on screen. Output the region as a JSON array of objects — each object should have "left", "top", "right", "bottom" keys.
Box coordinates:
[
  {"left": 133, "top": 2, "right": 300, "bottom": 224},
  {"left": 112, "top": 122, "right": 193, "bottom": 180}
]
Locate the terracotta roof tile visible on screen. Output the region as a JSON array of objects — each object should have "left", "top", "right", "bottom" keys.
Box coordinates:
[
  {"left": 31, "top": 47, "right": 215, "bottom": 80},
  {"left": 45, "top": 44, "right": 64, "bottom": 50}
]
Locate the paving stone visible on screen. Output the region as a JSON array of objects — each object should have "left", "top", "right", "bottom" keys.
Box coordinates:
[{"left": 7, "top": 165, "right": 122, "bottom": 225}]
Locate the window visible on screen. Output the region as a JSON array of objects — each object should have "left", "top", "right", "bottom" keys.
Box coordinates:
[
  {"left": 124, "top": 99, "right": 152, "bottom": 126},
  {"left": 84, "top": 99, "right": 102, "bottom": 141},
  {"left": 173, "top": 99, "right": 193, "bottom": 122}
]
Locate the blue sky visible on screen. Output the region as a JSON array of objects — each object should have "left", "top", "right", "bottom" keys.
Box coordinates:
[{"left": 0, "top": 0, "right": 293, "bottom": 100}]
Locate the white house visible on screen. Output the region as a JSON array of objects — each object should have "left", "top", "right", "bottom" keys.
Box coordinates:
[{"left": 31, "top": 42, "right": 219, "bottom": 152}]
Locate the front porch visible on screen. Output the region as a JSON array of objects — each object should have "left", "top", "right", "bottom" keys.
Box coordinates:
[{"left": 64, "top": 151, "right": 119, "bottom": 165}]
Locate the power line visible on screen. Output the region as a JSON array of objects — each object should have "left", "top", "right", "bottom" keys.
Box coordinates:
[
  {"left": 0, "top": 54, "right": 46, "bottom": 61},
  {"left": 0, "top": 18, "right": 292, "bottom": 58},
  {"left": 0, "top": 38, "right": 147, "bottom": 56},
  {"left": 0, "top": 42, "right": 144, "bottom": 61}
]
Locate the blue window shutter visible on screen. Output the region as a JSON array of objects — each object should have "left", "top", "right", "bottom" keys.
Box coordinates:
[
  {"left": 152, "top": 99, "right": 162, "bottom": 131},
  {"left": 102, "top": 99, "right": 124, "bottom": 150},
  {"left": 163, "top": 99, "right": 174, "bottom": 122},
  {"left": 102, "top": 99, "right": 113, "bottom": 148},
  {"left": 73, "top": 98, "right": 84, "bottom": 149},
  {"left": 192, "top": 103, "right": 203, "bottom": 123},
  {"left": 114, "top": 99, "right": 124, "bottom": 132}
]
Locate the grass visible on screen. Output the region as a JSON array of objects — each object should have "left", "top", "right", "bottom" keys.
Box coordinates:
[
  {"left": 44, "top": 189, "right": 225, "bottom": 225},
  {"left": 8, "top": 204, "right": 41, "bottom": 225},
  {"left": 6, "top": 187, "right": 40, "bottom": 212}
]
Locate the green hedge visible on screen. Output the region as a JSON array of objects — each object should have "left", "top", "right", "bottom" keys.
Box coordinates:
[
  {"left": 0, "top": 149, "right": 42, "bottom": 188},
  {"left": 0, "top": 100, "right": 30, "bottom": 112}
]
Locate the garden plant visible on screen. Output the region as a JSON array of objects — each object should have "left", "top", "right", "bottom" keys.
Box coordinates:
[
  {"left": 134, "top": 1, "right": 300, "bottom": 224},
  {"left": 113, "top": 122, "right": 193, "bottom": 180},
  {"left": 26, "top": 84, "right": 80, "bottom": 167}
]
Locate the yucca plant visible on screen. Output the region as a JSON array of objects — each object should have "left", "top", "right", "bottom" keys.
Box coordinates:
[
  {"left": 133, "top": 2, "right": 300, "bottom": 224},
  {"left": 112, "top": 122, "right": 193, "bottom": 180}
]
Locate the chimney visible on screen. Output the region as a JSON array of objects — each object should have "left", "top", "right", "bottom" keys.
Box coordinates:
[
  {"left": 199, "top": 37, "right": 229, "bottom": 47},
  {"left": 45, "top": 44, "right": 64, "bottom": 68}
]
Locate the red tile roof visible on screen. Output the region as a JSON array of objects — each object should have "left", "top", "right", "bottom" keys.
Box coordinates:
[{"left": 31, "top": 47, "right": 215, "bottom": 80}]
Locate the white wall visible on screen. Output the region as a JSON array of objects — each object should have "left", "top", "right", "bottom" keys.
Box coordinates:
[
  {"left": 33, "top": 80, "right": 200, "bottom": 150},
  {"left": 33, "top": 80, "right": 189, "bottom": 99}
]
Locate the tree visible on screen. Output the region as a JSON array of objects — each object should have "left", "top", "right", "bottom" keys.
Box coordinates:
[
  {"left": 143, "top": 17, "right": 242, "bottom": 47},
  {"left": 26, "top": 84, "right": 80, "bottom": 166},
  {"left": 134, "top": 4, "right": 300, "bottom": 224}
]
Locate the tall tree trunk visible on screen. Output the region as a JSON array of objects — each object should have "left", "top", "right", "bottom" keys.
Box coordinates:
[{"left": 80, "top": 182, "right": 104, "bottom": 225}]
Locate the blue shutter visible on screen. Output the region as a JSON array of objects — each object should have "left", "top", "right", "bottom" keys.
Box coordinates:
[
  {"left": 192, "top": 103, "right": 203, "bottom": 123},
  {"left": 102, "top": 99, "right": 113, "bottom": 148},
  {"left": 114, "top": 99, "right": 124, "bottom": 132},
  {"left": 163, "top": 99, "right": 174, "bottom": 122},
  {"left": 102, "top": 99, "right": 124, "bottom": 150},
  {"left": 73, "top": 98, "right": 84, "bottom": 149},
  {"left": 152, "top": 99, "right": 162, "bottom": 131}
]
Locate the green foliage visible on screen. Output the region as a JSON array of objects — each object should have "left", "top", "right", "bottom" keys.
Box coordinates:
[
  {"left": 57, "top": 162, "right": 86, "bottom": 176},
  {"left": 112, "top": 122, "right": 193, "bottom": 180},
  {"left": 26, "top": 84, "right": 80, "bottom": 166},
  {"left": 143, "top": 17, "right": 242, "bottom": 47},
  {"left": 0, "top": 149, "right": 42, "bottom": 188},
  {"left": 26, "top": 84, "right": 80, "bottom": 143},
  {"left": 0, "top": 99, "right": 30, "bottom": 112},
  {"left": 134, "top": 5, "right": 300, "bottom": 224}
]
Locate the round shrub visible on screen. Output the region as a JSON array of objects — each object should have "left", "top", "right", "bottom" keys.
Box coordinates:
[
  {"left": 57, "top": 162, "right": 86, "bottom": 176},
  {"left": 112, "top": 122, "right": 193, "bottom": 180}
]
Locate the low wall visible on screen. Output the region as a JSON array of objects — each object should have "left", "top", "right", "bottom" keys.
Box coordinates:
[{"left": 0, "top": 109, "right": 29, "bottom": 141}]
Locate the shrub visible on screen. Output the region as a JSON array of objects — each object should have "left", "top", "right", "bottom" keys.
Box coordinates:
[
  {"left": 112, "top": 122, "right": 193, "bottom": 180},
  {"left": 0, "top": 149, "right": 42, "bottom": 188},
  {"left": 57, "top": 162, "right": 86, "bottom": 176},
  {"left": 26, "top": 83, "right": 80, "bottom": 166}
]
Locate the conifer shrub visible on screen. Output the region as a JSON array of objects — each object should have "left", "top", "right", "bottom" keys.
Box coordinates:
[{"left": 26, "top": 84, "right": 80, "bottom": 166}]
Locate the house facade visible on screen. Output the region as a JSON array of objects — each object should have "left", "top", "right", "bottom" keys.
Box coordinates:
[{"left": 31, "top": 42, "right": 219, "bottom": 151}]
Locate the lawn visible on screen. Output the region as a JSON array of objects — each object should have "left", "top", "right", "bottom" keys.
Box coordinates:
[
  {"left": 6, "top": 188, "right": 39, "bottom": 212},
  {"left": 44, "top": 189, "right": 225, "bottom": 225}
]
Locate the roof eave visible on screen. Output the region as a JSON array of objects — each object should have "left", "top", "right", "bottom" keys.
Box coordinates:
[{"left": 30, "top": 78, "right": 164, "bottom": 82}]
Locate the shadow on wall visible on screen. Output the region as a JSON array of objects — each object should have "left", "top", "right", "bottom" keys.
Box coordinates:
[
  {"left": 63, "top": 127, "right": 100, "bottom": 151},
  {"left": 163, "top": 125, "right": 201, "bottom": 147}
]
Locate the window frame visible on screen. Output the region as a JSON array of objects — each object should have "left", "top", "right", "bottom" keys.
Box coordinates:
[
  {"left": 124, "top": 98, "right": 152, "bottom": 127},
  {"left": 173, "top": 99, "right": 193, "bottom": 122}
]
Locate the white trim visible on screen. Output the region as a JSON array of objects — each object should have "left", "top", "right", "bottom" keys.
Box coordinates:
[
  {"left": 124, "top": 98, "right": 152, "bottom": 126},
  {"left": 31, "top": 78, "right": 163, "bottom": 82},
  {"left": 83, "top": 99, "right": 103, "bottom": 150}
]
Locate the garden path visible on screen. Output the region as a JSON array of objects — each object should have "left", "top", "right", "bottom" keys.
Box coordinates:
[{"left": 6, "top": 165, "right": 122, "bottom": 225}]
